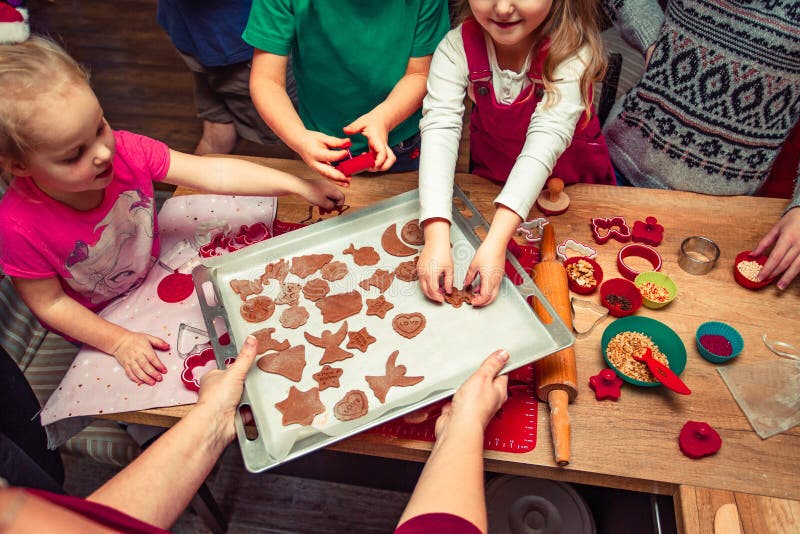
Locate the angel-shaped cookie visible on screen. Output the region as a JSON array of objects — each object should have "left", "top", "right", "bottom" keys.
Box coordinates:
[{"left": 304, "top": 321, "right": 354, "bottom": 365}]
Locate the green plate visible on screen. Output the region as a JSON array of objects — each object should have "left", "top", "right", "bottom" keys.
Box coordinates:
[{"left": 601, "top": 316, "right": 687, "bottom": 387}]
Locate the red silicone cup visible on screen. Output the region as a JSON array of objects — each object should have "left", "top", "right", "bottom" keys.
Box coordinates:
[
  {"left": 617, "top": 243, "right": 662, "bottom": 281},
  {"left": 600, "top": 278, "right": 642, "bottom": 318},
  {"left": 563, "top": 256, "right": 604, "bottom": 295},
  {"left": 733, "top": 250, "right": 774, "bottom": 290}
]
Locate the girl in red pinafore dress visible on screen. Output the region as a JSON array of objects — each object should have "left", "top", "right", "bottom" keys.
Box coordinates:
[{"left": 418, "top": 0, "right": 614, "bottom": 306}]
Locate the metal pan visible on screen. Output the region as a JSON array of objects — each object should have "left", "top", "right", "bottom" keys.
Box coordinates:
[{"left": 193, "top": 186, "right": 573, "bottom": 473}]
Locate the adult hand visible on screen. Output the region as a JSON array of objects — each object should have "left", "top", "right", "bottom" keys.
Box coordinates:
[
  {"left": 110, "top": 331, "right": 169, "bottom": 386},
  {"left": 435, "top": 349, "right": 509, "bottom": 438},
  {"left": 418, "top": 220, "right": 453, "bottom": 303},
  {"left": 464, "top": 239, "right": 506, "bottom": 307},
  {"left": 295, "top": 130, "right": 352, "bottom": 186},
  {"left": 343, "top": 113, "right": 396, "bottom": 172},
  {"left": 301, "top": 177, "right": 346, "bottom": 211},
  {"left": 753, "top": 206, "right": 800, "bottom": 290},
  {"left": 195, "top": 335, "right": 259, "bottom": 446}
]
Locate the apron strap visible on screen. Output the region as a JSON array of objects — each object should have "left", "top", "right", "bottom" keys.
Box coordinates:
[{"left": 462, "top": 18, "right": 492, "bottom": 82}]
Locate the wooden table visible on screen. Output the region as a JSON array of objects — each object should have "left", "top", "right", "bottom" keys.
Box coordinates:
[{"left": 112, "top": 158, "right": 800, "bottom": 533}]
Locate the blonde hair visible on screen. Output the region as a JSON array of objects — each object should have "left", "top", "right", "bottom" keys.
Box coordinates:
[
  {"left": 454, "top": 0, "right": 607, "bottom": 116},
  {"left": 0, "top": 36, "right": 90, "bottom": 165}
]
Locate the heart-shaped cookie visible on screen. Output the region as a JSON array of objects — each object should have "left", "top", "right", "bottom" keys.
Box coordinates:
[
  {"left": 333, "top": 390, "right": 369, "bottom": 421},
  {"left": 392, "top": 312, "right": 426, "bottom": 339}
]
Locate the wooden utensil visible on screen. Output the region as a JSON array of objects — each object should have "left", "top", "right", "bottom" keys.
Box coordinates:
[{"left": 530, "top": 223, "right": 578, "bottom": 466}]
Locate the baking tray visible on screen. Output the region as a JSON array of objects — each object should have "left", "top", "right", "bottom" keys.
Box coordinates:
[{"left": 192, "top": 186, "right": 573, "bottom": 473}]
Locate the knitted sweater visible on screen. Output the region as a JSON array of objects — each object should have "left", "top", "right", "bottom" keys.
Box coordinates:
[{"left": 601, "top": 0, "right": 800, "bottom": 212}]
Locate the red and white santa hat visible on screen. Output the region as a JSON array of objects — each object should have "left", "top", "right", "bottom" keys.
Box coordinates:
[{"left": 0, "top": 3, "right": 29, "bottom": 45}]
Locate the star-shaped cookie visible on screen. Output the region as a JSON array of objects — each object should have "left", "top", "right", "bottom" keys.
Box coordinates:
[
  {"left": 347, "top": 327, "right": 376, "bottom": 352},
  {"left": 366, "top": 295, "right": 394, "bottom": 319},
  {"left": 274, "top": 386, "right": 325, "bottom": 426}
]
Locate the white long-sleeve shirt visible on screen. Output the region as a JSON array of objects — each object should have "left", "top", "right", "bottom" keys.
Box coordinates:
[{"left": 418, "top": 26, "right": 590, "bottom": 223}]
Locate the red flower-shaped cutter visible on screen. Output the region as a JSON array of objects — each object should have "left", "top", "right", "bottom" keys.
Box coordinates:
[
  {"left": 632, "top": 216, "right": 665, "bottom": 246},
  {"left": 589, "top": 368, "right": 623, "bottom": 401},
  {"left": 590, "top": 216, "right": 632, "bottom": 245},
  {"left": 678, "top": 421, "right": 722, "bottom": 459}
]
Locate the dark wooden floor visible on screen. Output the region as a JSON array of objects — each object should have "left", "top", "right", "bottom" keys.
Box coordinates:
[{"left": 28, "top": 0, "right": 294, "bottom": 160}]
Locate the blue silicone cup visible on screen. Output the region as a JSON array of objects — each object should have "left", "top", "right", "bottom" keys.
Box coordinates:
[{"left": 695, "top": 322, "right": 744, "bottom": 363}]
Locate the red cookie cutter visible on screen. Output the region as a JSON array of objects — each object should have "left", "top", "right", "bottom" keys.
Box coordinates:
[
  {"left": 617, "top": 243, "right": 662, "bottom": 280},
  {"left": 678, "top": 421, "right": 722, "bottom": 459},
  {"left": 590, "top": 216, "right": 632, "bottom": 244},
  {"left": 336, "top": 150, "right": 377, "bottom": 176},
  {"left": 632, "top": 216, "right": 665, "bottom": 246},
  {"left": 589, "top": 368, "right": 623, "bottom": 401}
]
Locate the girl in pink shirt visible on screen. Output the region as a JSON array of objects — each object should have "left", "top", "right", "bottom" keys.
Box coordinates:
[{"left": 0, "top": 36, "right": 344, "bottom": 386}]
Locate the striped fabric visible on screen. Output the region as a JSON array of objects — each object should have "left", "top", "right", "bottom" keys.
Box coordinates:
[{"left": 0, "top": 281, "right": 140, "bottom": 467}]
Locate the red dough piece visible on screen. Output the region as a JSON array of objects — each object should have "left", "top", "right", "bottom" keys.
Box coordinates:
[
  {"left": 632, "top": 216, "right": 665, "bottom": 246},
  {"left": 158, "top": 273, "right": 195, "bottom": 303},
  {"left": 589, "top": 368, "right": 624, "bottom": 401},
  {"left": 679, "top": 421, "right": 722, "bottom": 459},
  {"left": 590, "top": 216, "right": 632, "bottom": 244}
]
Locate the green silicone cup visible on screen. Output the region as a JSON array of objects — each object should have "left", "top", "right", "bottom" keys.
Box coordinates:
[
  {"left": 634, "top": 271, "right": 678, "bottom": 309},
  {"left": 601, "top": 316, "right": 687, "bottom": 387}
]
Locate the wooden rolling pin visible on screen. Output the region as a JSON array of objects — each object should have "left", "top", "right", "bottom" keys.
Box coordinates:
[{"left": 531, "top": 223, "right": 578, "bottom": 466}]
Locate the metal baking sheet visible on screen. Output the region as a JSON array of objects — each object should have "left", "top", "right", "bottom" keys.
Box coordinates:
[{"left": 193, "top": 186, "right": 573, "bottom": 473}]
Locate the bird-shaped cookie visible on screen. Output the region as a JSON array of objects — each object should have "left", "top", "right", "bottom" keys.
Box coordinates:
[{"left": 366, "top": 350, "right": 424, "bottom": 403}]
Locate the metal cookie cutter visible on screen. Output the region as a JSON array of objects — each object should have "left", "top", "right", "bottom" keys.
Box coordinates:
[
  {"left": 679, "top": 236, "right": 720, "bottom": 275},
  {"left": 516, "top": 217, "right": 548, "bottom": 243}
]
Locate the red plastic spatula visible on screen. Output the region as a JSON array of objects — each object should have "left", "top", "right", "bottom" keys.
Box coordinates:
[{"left": 632, "top": 348, "right": 691, "bottom": 395}]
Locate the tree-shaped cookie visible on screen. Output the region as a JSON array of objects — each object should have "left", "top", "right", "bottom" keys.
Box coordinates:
[{"left": 366, "top": 351, "right": 425, "bottom": 403}]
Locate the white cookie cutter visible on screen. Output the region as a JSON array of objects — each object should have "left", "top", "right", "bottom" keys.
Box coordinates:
[
  {"left": 557, "top": 239, "right": 598, "bottom": 262},
  {"left": 516, "top": 217, "right": 549, "bottom": 243}
]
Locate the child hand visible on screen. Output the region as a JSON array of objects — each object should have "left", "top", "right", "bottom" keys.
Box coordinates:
[
  {"left": 752, "top": 206, "right": 800, "bottom": 290},
  {"left": 418, "top": 223, "right": 454, "bottom": 303},
  {"left": 464, "top": 240, "right": 507, "bottom": 307},
  {"left": 301, "top": 177, "right": 346, "bottom": 212},
  {"left": 195, "top": 335, "right": 259, "bottom": 446},
  {"left": 435, "top": 349, "right": 509, "bottom": 438},
  {"left": 343, "top": 113, "right": 396, "bottom": 172},
  {"left": 296, "top": 130, "right": 352, "bottom": 186},
  {"left": 110, "top": 331, "right": 170, "bottom": 386}
]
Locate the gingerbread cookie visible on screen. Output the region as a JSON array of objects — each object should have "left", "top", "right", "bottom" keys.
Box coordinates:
[
  {"left": 251, "top": 327, "right": 290, "bottom": 353},
  {"left": 230, "top": 278, "right": 263, "bottom": 301},
  {"left": 312, "top": 365, "right": 343, "bottom": 391},
  {"left": 359, "top": 269, "right": 395, "bottom": 293},
  {"left": 304, "top": 322, "right": 354, "bottom": 365},
  {"left": 240, "top": 296, "right": 275, "bottom": 323},
  {"left": 343, "top": 244, "right": 379, "bottom": 266},
  {"left": 392, "top": 312, "right": 426, "bottom": 339},
  {"left": 261, "top": 258, "right": 289, "bottom": 285},
  {"left": 365, "top": 351, "right": 424, "bottom": 403},
  {"left": 275, "top": 386, "right": 325, "bottom": 426},
  {"left": 320, "top": 260, "right": 348, "bottom": 282},
  {"left": 275, "top": 282, "right": 302, "bottom": 306},
  {"left": 365, "top": 294, "right": 394, "bottom": 319},
  {"left": 257, "top": 345, "right": 306, "bottom": 382},
  {"left": 333, "top": 390, "right": 369, "bottom": 421},
  {"left": 394, "top": 257, "right": 419, "bottom": 282},
  {"left": 302, "top": 278, "right": 330, "bottom": 302},
  {"left": 347, "top": 327, "right": 376, "bottom": 352},
  {"left": 280, "top": 305, "right": 310, "bottom": 329},
  {"left": 443, "top": 287, "right": 473, "bottom": 308},
  {"left": 381, "top": 223, "right": 417, "bottom": 257},
  {"left": 315, "top": 290, "right": 363, "bottom": 323},
  {"left": 290, "top": 253, "right": 333, "bottom": 278},
  {"left": 401, "top": 220, "right": 425, "bottom": 246}
]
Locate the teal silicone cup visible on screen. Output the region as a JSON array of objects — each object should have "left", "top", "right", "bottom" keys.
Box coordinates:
[{"left": 695, "top": 321, "right": 744, "bottom": 363}]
